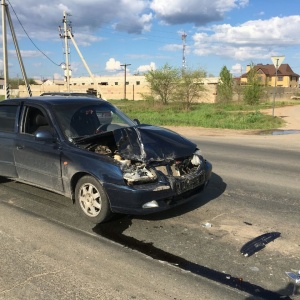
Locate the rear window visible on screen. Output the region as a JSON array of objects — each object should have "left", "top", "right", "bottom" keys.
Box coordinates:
[{"left": 0, "top": 105, "right": 18, "bottom": 132}]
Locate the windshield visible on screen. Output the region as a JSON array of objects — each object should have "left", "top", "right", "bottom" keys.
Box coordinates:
[{"left": 53, "top": 101, "right": 136, "bottom": 139}]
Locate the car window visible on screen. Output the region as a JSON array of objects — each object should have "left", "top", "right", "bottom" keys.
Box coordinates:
[
  {"left": 22, "top": 106, "right": 50, "bottom": 135},
  {"left": 0, "top": 105, "right": 18, "bottom": 133},
  {"left": 53, "top": 102, "right": 136, "bottom": 139},
  {"left": 70, "top": 107, "right": 101, "bottom": 136}
]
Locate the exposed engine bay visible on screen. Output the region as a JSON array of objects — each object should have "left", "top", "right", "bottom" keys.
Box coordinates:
[{"left": 74, "top": 127, "right": 204, "bottom": 190}]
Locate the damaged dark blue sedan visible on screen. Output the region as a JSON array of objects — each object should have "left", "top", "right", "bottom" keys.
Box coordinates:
[{"left": 0, "top": 97, "right": 212, "bottom": 223}]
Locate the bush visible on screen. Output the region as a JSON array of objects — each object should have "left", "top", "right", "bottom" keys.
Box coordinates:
[{"left": 243, "top": 64, "right": 265, "bottom": 105}]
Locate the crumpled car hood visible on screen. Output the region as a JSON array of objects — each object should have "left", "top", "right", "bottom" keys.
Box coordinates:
[
  {"left": 75, "top": 125, "right": 197, "bottom": 162},
  {"left": 114, "top": 125, "right": 196, "bottom": 162}
]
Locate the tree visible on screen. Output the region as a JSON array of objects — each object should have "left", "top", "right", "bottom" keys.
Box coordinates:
[
  {"left": 243, "top": 63, "right": 265, "bottom": 105},
  {"left": 217, "top": 66, "right": 233, "bottom": 103},
  {"left": 9, "top": 78, "right": 37, "bottom": 89},
  {"left": 144, "top": 64, "right": 180, "bottom": 104},
  {"left": 175, "top": 68, "right": 206, "bottom": 110}
]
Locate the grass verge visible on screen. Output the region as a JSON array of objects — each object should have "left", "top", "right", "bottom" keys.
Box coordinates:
[{"left": 110, "top": 100, "right": 294, "bottom": 130}]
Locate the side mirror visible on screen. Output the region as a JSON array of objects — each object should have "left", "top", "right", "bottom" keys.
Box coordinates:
[
  {"left": 133, "top": 118, "right": 140, "bottom": 125},
  {"left": 35, "top": 130, "right": 55, "bottom": 143}
]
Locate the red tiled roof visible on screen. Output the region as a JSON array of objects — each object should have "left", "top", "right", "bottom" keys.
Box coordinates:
[{"left": 241, "top": 64, "right": 299, "bottom": 78}]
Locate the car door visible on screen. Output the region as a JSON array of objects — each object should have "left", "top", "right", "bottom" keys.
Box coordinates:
[
  {"left": 14, "top": 104, "right": 64, "bottom": 192},
  {"left": 0, "top": 103, "right": 19, "bottom": 178}
]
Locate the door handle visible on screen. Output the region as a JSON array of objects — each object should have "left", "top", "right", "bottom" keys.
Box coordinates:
[{"left": 16, "top": 145, "right": 24, "bottom": 150}]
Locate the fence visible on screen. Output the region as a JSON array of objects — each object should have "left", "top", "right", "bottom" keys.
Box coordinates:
[{"left": 17, "top": 84, "right": 300, "bottom": 103}]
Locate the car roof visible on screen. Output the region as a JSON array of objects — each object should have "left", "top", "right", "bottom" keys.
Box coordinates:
[
  {"left": 40, "top": 92, "right": 98, "bottom": 97},
  {"left": 0, "top": 96, "right": 107, "bottom": 106}
]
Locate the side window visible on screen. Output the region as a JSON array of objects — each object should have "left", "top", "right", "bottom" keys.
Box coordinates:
[
  {"left": 22, "top": 106, "right": 50, "bottom": 135},
  {"left": 0, "top": 105, "right": 18, "bottom": 133}
]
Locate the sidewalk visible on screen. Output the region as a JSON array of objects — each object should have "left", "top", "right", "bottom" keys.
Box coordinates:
[{"left": 262, "top": 104, "right": 300, "bottom": 130}]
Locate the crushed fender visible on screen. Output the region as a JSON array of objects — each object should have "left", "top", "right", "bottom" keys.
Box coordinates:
[{"left": 240, "top": 232, "right": 281, "bottom": 257}]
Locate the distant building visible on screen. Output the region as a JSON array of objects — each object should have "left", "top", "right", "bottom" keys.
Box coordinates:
[
  {"left": 19, "top": 75, "right": 220, "bottom": 103},
  {"left": 42, "top": 79, "right": 65, "bottom": 86},
  {"left": 241, "top": 63, "right": 299, "bottom": 88},
  {"left": 202, "top": 77, "right": 219, "bottom": 85}
]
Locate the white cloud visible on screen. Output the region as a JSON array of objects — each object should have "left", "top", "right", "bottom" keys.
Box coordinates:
[
  {"left": 161, "top": 43, "right": 191, "bottom": 55},
  {"left": 6, "top": 0, "right": 300, "bottom": 79},
  {"left": 8, "top": 50, "right": 42, "bottom": 58},
  {"left": 105, "top": 58, "right": 122, "bottom": 72},
  {"left": 192, "top": 15, "right": 300, "bottom": 61},
  {"left": 230, "top": 63, "right": 243, "bottom": 76},
  {"left": 150, "top": 0, "right": 249, "bottom": 25},
  {"left": 113, "top": 12, "right": 153, "bottom": 33},
  {"left": 9, "top": 0, "right": 152, "bottom": 37},
  {"left": 20, "top": 50, "right": 43, "bottom": 58},
  {"left": 137, "top": 62, "right": 156, "bottom": 73},
  {"left": 7, "top": 0, "right": 250, "bottom": 38},
  {"left": 71, "top": 33, "right": 104, "bottom": 47},
  {"left": 209, "top": 16, "right": 300, "bottom": 45}
]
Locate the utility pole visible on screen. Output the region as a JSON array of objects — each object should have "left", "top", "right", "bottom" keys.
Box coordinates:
[
  {"left": 59, "top": 11, "right": 71, "bottom": 92},
  {"left": 120, "top": 63, "right": 131, "bottom": 100},
  {"left": 6, "top": 4, "right": 32, "bottom": 97},
  {"left": 2, "top": 0, "right": 32, "bottom": 98},
  {"left": 59, "top": 12, "right": 102, "bottom": 97},
  {"left": 2, "top": 0, "right": 9, "bottom": 99}
]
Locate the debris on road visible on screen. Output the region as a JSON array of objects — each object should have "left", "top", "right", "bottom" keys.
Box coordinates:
[
  {"left": 202, "top": 222, "right": 212, "bottom": 228},
  {"left": 286, "top": 270, "right": 300, "bottom": 295},
  {"left": 243, "top": 221, "right": 252, "bottom": 226},
  {"left": 240, "top": 232, "right": 281, "bottom": 257}
]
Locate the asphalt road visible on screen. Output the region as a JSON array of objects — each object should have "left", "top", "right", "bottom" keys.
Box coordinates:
[{"left": 0, "top": 132, "right": 299, "bottom": 299}]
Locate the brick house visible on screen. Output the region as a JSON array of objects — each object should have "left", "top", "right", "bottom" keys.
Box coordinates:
[{"left": 240, "top": 63, "right": 299, "bottom": 88}]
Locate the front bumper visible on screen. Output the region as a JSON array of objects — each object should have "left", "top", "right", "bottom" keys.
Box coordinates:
[{"left": 104, "top": 160, "right": 212, "bottom": 215}]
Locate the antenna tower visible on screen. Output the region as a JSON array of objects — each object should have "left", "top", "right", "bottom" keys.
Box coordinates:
[{"left": 181, "top": 32, "right": 187, "bottom": 72}]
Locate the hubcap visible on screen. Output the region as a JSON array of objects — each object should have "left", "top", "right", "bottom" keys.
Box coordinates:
[{"left": 79, "top": 183, "right": 102, "bottom": 217}]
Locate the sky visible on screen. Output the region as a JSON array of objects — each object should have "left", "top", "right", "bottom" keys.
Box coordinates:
[{"left": 1, "top": 0, "right": 300, "bottom": 80}]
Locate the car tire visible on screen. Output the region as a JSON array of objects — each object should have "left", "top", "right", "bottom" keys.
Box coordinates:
[{"left": 75, "top": 175, "right": 112, "bottom": 223}]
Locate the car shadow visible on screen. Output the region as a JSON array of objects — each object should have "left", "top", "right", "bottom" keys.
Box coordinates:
[
  {"left": 92, "top": 174, "right": 291, "bottom": 300},
  {"left": 92, "top": 203, "right": 290, "bottom": 300},
  {"left": 0, "top": 176, "right": 12, "bottom": 184},
  {"left": 245, "top": 282, "right": 295, "bottom": 299}
]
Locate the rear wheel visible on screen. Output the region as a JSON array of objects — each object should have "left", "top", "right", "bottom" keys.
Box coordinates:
[{"left": 75, "top": 175, "right": 112, "bottom": 223}]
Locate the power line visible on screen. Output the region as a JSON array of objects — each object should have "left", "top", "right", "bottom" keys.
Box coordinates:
[{"left": 7, "top": 0, "right": 61, "bottom": 67}]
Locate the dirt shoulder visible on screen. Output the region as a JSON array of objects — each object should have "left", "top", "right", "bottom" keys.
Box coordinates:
[{"left": 165, "top": 104, "right": 300, "bottom": 137}]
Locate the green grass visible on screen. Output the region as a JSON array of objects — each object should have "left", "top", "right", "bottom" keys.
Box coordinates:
[
  {"left": 0, "top": 96, "right": 295, "bottom": 130},
  {"left": 110, "top": 100, "right": 292, "bottom": 130}
]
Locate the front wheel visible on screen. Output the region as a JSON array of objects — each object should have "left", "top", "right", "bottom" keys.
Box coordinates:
[{"left": 75, "top": 176, "right": 112, "bottom": 223}]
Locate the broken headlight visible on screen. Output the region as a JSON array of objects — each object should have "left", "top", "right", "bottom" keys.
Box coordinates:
[
  {"left": 123, "top": 165, "right": 157, "bottom": 184},
  {"left": 114, "top": 154, "right": 157, "bottom": 185}
]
